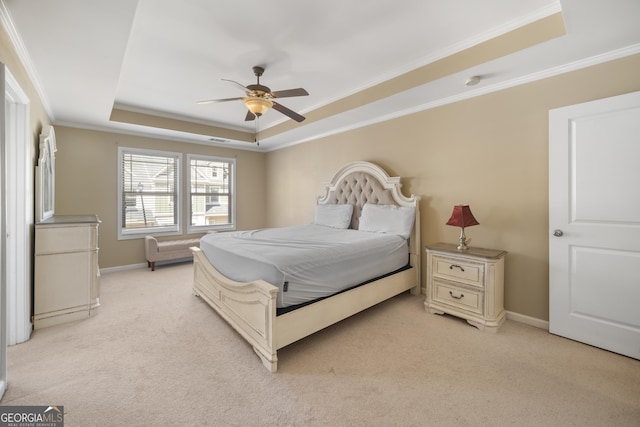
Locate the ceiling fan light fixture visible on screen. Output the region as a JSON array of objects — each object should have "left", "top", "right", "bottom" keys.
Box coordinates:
[{"left": 244, "top": 97, "right": 273, "bottom": 116}]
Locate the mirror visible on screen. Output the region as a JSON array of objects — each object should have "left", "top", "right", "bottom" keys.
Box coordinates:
[{"left": 36, "top": 125, "right": 56, "bottom": 222}]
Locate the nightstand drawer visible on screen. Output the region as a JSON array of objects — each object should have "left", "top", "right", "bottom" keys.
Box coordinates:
[
  {"left": 432, "top": 256, "right": 484, "bottom": 288},
  {"left": 432, "top": 280, "right": 483, "bottom": 314}
]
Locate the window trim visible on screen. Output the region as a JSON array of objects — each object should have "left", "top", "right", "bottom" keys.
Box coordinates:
[
  {"left": 187, "top": 154, "right": 236, "bottom": 234},
  {"left": 117, "top": 147, "right": 183, "bottom": 240}
]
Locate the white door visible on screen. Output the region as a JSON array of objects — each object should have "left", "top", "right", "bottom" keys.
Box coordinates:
[{"left": 549, "top": 91, "right": 640, "bottom": 360}]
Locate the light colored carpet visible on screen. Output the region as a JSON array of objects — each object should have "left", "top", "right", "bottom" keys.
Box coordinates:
[{"left": 2, "top": 262, "right": 639, "bottom": 426}]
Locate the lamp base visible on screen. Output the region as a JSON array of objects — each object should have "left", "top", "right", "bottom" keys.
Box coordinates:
[{"left": 457, "top": 228, "right": 469, "bottom": 251}]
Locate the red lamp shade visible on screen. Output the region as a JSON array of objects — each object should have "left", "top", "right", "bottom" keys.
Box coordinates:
[
  {"left": 446, "top": 205, "right": 479, "bottom": 250},
  {"left": 446, "top": 205, "right": 479, "bottom": 228}
]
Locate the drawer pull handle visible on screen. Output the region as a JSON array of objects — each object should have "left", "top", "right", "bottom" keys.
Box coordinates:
[
  {"left": 449, "top": 264, "right": 465, "bottom": 272},
  {"left": 449, "top": 291, "right": 464, "bottom": 300}
]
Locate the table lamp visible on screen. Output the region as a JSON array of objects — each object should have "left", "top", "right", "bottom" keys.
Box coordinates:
[{"left": 446, "top": 205, "right": 479, "bottom": 250}]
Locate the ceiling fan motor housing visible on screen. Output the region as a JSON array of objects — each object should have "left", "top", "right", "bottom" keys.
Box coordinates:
[{"left": 246, "top": 84, "right": 271, "bottom": 97}]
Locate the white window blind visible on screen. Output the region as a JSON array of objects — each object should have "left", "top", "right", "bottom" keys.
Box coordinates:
[{"left": 119, "top": 148, "right": 181, "bottom": 238}]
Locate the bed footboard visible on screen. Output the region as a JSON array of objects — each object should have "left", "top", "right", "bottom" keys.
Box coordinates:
[{"left": 191, "top": 247, "right": 279, "bottom": 372}]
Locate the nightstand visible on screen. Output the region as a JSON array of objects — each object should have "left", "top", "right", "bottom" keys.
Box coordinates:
[{"left": 425, "top": 243, "right": 507, "bottom": 332}]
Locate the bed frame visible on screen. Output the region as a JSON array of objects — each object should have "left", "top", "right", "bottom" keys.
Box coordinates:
[{"left": 191, "top": 161, "right": 421, "bottom": 372}]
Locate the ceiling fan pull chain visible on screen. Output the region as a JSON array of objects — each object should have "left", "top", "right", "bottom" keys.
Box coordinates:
[{"left": 254, "top": 116, "right": 259, "bottom": 146}]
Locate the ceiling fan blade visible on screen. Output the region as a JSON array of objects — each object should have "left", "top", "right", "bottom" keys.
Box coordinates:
[
  {"left": 272, "top": 102, "right": 305, "bottom": 122},
  {"left": 197, "top": 97, "right": 243, "bottom": 105},
  {"left": 244, "top": 110, "right": 256, "bottom": 121},
  {"left": 221, "top": 78, "right": 248, "bottom": 92},
  {"left": 271, "top": 88, "right": 309, "bottom": 98}
]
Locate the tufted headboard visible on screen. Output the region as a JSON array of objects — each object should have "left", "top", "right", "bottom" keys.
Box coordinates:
[
  {"left": 317, "top": 161, "right": 418, "bottom": 230},
  {"left": 323, "top": 171, "right": 395, "bottom": 229}
]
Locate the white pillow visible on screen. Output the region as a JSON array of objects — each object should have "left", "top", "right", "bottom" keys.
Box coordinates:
[
  {"left": 314, "top": 204, "right": 354, "bottom": 229},
  {"left": 358, "top": 203, "right": 415, "bottom": 239}
]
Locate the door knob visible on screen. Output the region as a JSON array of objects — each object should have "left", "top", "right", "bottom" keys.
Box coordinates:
[{"left": 553, "top": 229, "right": 563, "bottom": 237}]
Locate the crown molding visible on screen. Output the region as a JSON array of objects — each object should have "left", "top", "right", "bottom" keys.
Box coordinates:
[
  {"left": 266, "top": 43, "right": 640, "bottom": 152},
  {"left": 301, "top": 1, "right": 565, "bottom": 117},
  {"left": 0, "top": 0, "right": 53, "bottom": 119}
]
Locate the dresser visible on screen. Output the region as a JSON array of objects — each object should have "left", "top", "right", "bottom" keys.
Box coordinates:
[
  {"left": 34, "top": 215, "right": 101, "bottom": 329},
  {"left": 425, "top": 243, "right": 507, "bottom": 332}
]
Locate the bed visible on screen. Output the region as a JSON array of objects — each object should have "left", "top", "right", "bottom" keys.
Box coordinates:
[{"left": 191, "top": 161, "right": 421, "bottom": 372}]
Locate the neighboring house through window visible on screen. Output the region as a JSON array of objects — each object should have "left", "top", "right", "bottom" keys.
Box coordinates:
[{"left": 188, "top": 154, "right": 235, "bottom": 233}]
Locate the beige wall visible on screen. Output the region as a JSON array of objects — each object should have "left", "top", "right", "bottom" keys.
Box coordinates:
[
  {"left": 265, "top": 54, "right": 640, "bottom": 321},
  {"left": 53, "top": 127, "right": 267, "bottom": 268}
]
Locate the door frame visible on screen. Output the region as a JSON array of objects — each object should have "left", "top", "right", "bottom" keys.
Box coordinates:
[
  {"left": 0, "top": 62, "right": 32, "bottom": 399},
  {"left": 0, "top": 62, "right": 7, "bottom": 400},
  {"left": 4, "top": 66, "right": 32, "bottom": 345}
]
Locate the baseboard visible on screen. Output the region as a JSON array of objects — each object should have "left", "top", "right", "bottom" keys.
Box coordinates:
[
  {"left": 100, "top": 259, "right": 194, "bottom": 275},
  {"left": 506, "top": 310, "right": 549, "bottom": 330},
  {"left": 100, "top": 263, "right": 147, "bottom": 274}
]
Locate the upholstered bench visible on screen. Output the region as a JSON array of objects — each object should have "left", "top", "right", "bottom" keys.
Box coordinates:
[{"left": 144, "top": 236, "right": 200, "bottom": 271}]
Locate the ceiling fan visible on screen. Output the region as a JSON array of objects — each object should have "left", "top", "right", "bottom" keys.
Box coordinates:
[{"left": 198, "top": 66, "right": 309, "bottom": 123}]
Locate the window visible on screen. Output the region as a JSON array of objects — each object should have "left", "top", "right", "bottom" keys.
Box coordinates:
[
  {"left": 118, "top": 147, "right": 182, "bottom": 239},
  {"left": 188, "top": 155, "right": 235, "bottom": 233}
]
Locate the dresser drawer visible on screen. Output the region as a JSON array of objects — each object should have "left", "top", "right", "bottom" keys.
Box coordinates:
[
  {"left": 432, "top": 255, "right": 484, "bottom": 288},
  {"left": 432, "top": 280, "right": 483, "bottom": 315},
  {"left": 35, "top": 225, "right": 98, "bottom": 254}
]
